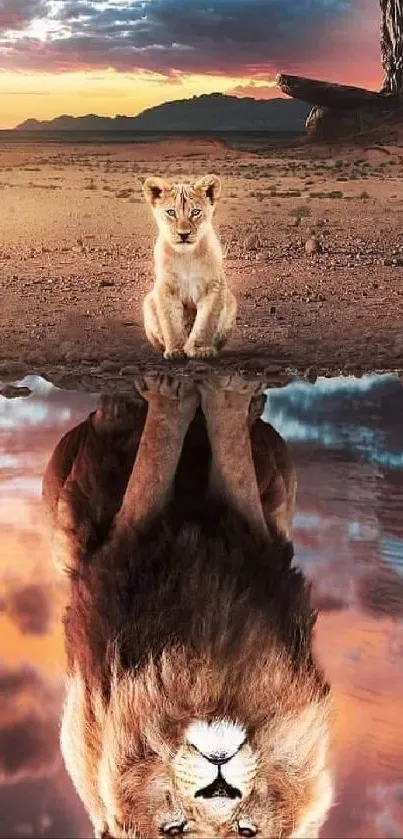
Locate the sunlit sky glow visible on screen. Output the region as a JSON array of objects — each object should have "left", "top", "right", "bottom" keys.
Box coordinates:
[{"left": 0, "top": 0, "right": 382, "bottom": 128}]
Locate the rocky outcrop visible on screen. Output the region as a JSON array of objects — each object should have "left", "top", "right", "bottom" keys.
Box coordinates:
[{"left": 276, "top": 2, "right": 403, "bottom": 142}]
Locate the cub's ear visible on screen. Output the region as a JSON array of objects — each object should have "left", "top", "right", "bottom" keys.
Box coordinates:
[
  {"left": 194, "top": 174, "right": 221, "bottom": 204},
  {"left": 142, "top": 176, "right": 170, "bottom": 205}
]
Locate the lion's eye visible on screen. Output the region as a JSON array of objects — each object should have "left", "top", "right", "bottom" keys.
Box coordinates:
[
  {"left": 190, "top": 208, "right": 201, "bottom": 218},
  {"left": 238, "top": 819, "right": 257, "bottom": 837},
  {"left": 166, "top": 209, "right": 176, "bottom": 218},
  {"left": 161, "top": 821, "right": 188, "bottom": 836}
]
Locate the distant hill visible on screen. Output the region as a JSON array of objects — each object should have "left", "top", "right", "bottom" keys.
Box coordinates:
[{"left": 15, "top": 93, "right": 310, "bottom": 133}]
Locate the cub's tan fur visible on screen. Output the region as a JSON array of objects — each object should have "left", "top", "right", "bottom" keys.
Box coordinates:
[
  {"left": 142, "top": 175, "right": 237, "bottom": 359},
  {"left": 43, "top": 377, "right": 334, "bottom": 839}
]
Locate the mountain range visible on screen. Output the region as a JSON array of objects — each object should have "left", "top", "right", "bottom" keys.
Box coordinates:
[{"left": 15, "top": 92, "right": 310, "bottom": 133}]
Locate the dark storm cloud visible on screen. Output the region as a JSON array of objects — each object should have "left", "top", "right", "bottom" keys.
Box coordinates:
[
  {"left": 0, "top": 664, "right": 62, "bottom": 782},
  {"left": 1, "top": 0, "right": 355, "bottom": 74},
  {"left": 57, "top": 0, "right": 351, "bottom": 73},
  {"left": 0, "top": 0, "right": 49, "bottom": 32},
  {"left": 0, "top": 583, "right": 53, "bottom": 635}
]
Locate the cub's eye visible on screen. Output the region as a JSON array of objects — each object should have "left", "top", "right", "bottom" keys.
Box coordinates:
[
  {"left": 238, "top": 819, "right": 257, "bottom": 837},
  {"left": 161, "top": 821, "right": 188, "bottom": 836},
  {"left": 190, "top": 208, "right": 201, "bottom": 218},
  {"left": 166, "top": 209, "right": 176, "bottom": 218}
]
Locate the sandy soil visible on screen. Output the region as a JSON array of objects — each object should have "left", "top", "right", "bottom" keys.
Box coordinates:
[{"left": 1, "top": 135, "right": 403, "bottom": 392}]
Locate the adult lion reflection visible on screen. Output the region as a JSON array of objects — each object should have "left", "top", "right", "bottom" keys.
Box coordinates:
[{"left": 42, "top": 376, "right": 333, "bottom": 839}]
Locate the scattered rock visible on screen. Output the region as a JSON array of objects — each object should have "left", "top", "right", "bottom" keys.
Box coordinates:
[
  {"left": 306, "top": 367, "right": 318, "bottom": 384},
  {"left": 60, "top": 340, "right": 75, "bottom": 358},
  {"left": 305, "top": 237, "right": 322, "bottom": 256},
  {"left": 119, "top": 365, "right": 139, "bottom": 375},
  {"left": 0, "top": 360, "right": 26, "bottom": 377},
  {"left": 383, "top": 256, "right": 403, "bottom": 267},
  {"left": 23, "top": 352, "right": 46, "bottom": 365},
  {"left": 0, "top": 385, "right": 32, "bottom": 399},
  {"left": 243, "top": 231, "right": 262, "bottom": 251},
  {"left": 263, "top": 364, "right": 282, "bottom": 374},
  {"left": 116, "top": 189, "right": 133, "bottom": 199},
  {"left": 100, "top": 360, "right": 120, "bottom": 371}
]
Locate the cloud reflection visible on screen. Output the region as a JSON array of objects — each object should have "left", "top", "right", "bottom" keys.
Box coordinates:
[
  {"left": 0, "top": 663, "right": 61, "bottom": 783},
  {"left": 0, "top": 582, "right": 54, "bottom": 636},
  {"left": 265, "top": 373, "right": 403, "bottom": 470}
]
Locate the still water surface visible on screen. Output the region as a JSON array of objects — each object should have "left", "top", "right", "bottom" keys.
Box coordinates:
[{"left": 0, "top": 374, "right": 402, "bottom": 839}]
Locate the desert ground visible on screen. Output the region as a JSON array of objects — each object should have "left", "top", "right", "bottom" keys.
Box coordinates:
[{"left": 1, "top": 135, "right": 403, "bottom": 391}]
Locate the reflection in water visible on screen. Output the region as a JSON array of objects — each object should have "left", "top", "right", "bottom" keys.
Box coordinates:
[
  {"left": 42, "top": 375, "right": 331, "bottom": 839},
  {"left": 0, "top": 374, "right": 402, "bottom": 838}
]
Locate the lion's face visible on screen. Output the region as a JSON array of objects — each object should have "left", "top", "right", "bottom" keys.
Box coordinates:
[
  {"left": 62, "top": 610, "right": 333, "bottom": 839},
  {"left": 142, "top": 174, "right": 221, "bottom": 252},
  {"left": 96, "top": 711, "right": 333, "bottom": 839}
]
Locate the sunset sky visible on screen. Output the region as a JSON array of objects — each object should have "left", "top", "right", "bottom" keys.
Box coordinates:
[{"left": 0, "top": 0, "right": 383, "bottom": 128}]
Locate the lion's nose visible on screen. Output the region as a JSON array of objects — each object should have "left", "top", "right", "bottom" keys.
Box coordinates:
[
  {"left": 179, "top": 231, "right": 190, "bottom": 241},
  {"left": 205, "top": 752, "right": 232, "bottom": 766}
]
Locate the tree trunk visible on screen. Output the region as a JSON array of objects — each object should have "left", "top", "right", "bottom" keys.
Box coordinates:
[{"left": 380, "top": 0, "right": 403, "bottom": 94}]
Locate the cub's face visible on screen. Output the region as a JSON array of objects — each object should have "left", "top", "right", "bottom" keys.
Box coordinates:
[
  {"left": 97, "top": 715, "right": 333, "bottom": 838},
  {"left": 142, "top": 174, "right": 221, "bottom": 252}
]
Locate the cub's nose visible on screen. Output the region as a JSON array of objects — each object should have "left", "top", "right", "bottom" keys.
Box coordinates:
[{"left": 179, "top": 231, "right": 190, "bottom": 241}]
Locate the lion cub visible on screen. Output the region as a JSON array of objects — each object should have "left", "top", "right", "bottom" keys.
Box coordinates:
[{"left": 142, "top": 174, "right": 237, "bottom": 359}]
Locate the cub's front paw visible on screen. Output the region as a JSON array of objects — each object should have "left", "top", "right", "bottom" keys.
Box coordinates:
[
  {"left": 185, "top": 341, "right": 217, "bottom": 360},
  {"left": 134, "top": 375, "right": 200, "bottom": 415},
  {"left": 163, "top": 347, "right": 186, "bottom": 360},
  {"left": 199, "top": 375, "right": 265, "bottom": 416}
]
